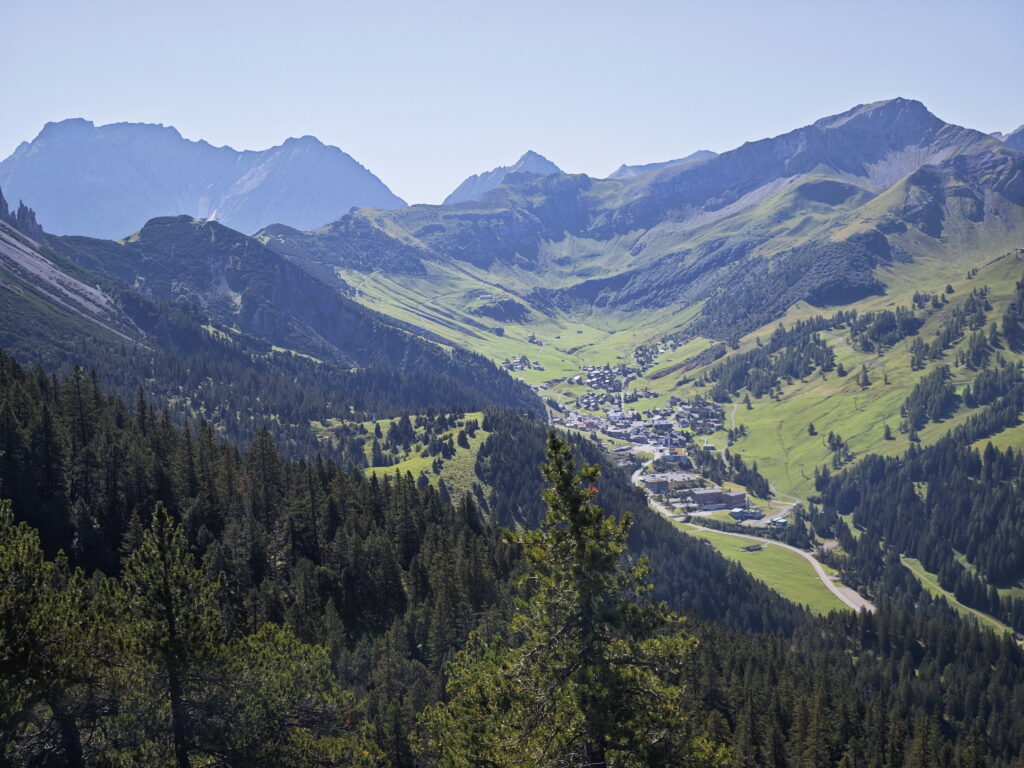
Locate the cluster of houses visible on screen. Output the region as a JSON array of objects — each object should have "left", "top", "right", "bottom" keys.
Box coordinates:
[
  {"left": 623, "top": 388, "right": 658, "bottom": 404},
  {"left": 555, "top": 408, "right": 689, "bottom": 450},
  {"left": 501, "top": 354, "right": 545, "bottom": 372},
  {"left": 566, "top": 363, "right": 641, "bottom": 394},
  {"left": 572, "top": 387, "right": 660, "bottom": 411},
  {"left": 667, "top": 397, "right": 726, "bottom": 435},
  {"left": 601, "top": 408, "right": 684, "bottom": 446},
  {"left": 574, "top": 390, "right": 620, "bottom": 411},
  {"left": 553, "top": 396, "right": 726, "bottom": 451},
  {"left": 638, "top": 471, "right": 701, "bottom": 495}
]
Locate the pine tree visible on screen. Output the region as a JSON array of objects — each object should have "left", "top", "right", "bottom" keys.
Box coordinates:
[
  {"left": 415, "top": 432, "right": 726, "bottom": 767},
  {"left": 122, "top": 504, "right": 223, "bottom": 768},
  {"left": 372, "top": 438, "right": 386, "bottom": 467},
  {"left": 0, "top": 500, "right": 107, "bottom": 768},
  {"left": 196, "top": 623, "right": 383, "bottom": 767}
]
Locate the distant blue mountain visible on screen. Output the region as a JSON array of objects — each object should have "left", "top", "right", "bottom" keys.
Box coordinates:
[
  {"left": 444, "top": 150, "right": 561, "bottom": 205},
  {"left": 0, "top": 119, "right": 406, "bottom": 238}
]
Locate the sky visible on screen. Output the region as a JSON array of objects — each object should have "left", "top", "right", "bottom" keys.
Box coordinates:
[{"left": 4, "top": 0, "right": 1023, "bottom": 204}]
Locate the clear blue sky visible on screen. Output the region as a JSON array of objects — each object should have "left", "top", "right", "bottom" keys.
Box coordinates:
[{"left": 5, "top": 0, "right": 1023, "bottom": 204}]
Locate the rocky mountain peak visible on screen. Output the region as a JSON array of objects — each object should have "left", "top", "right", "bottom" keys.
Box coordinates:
[
  {"left": 443, "top": 151, "right": 562, "bottom": 205},
  {"left": 813, "top": 98, "right": 937, "bottom": 131},
  {"left": 0, "top": 120, "right": 406, "bottom": 238}
]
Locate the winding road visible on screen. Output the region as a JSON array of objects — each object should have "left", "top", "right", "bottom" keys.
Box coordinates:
[{"left": 631, "top": 467, "right": 875, "bottom": 613}]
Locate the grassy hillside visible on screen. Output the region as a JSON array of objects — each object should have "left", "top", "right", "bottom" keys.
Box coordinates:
[
  {"left": 677, "top": 524, "right": 847, "bottom": 615},
  {"left": 328, "top": 241, "right": 1024, "bottom": 503},
  {"left": 260, "top": 104, "right": 1024, "bottom": 632},
  {"left": 689, "top": 248, "right": 1024, "bottom": 497},
  {"left": 362, "top": 412, "right": 492, "bottom": 501}
]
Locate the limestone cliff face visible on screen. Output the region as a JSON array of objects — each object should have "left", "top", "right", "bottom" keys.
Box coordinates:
[{"left": 0, "top": 120, "right": 406, "bottom": 238}]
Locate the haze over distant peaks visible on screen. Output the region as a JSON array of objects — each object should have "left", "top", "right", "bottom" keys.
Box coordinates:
[
  {"left": 609, "top": 149, "right": 718, "bottom": 179},
  {"left": 443, "top": 150, "right": 562, "bottom": 205},
  {"left": 0, "top": 119, "right": 406, "bottom": 238}
]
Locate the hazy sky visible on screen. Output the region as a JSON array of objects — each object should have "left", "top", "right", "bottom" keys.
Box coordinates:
[{"left": 5, "top": 0, "right": 1023, "bottom": 204}]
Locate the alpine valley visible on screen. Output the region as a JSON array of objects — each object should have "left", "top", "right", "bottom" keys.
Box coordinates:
[{"left": 3, "top": 98, "right": 1024, "bottom": 767}]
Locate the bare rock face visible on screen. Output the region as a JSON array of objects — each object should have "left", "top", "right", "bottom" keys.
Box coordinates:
[{"left": 0, "top": 120, "right": 406, "bottom": 238}]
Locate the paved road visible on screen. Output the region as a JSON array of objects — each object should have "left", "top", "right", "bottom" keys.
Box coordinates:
[
  {"left": 631, "top": 468, "right": 875, "bottom": 613},
  {"left": 683, "top": 521, "right": 875, "bottom": 613}
]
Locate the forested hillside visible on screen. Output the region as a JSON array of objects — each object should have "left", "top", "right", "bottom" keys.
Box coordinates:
[
  {"left": 0, "top": 211, "right": 540, "bottom": 463},
  {"left": 813, "top": 363, "right": 1024, "bottom": 630},
  {"left": 3, "top": 352, "right": 1024, "bottom": 766}
]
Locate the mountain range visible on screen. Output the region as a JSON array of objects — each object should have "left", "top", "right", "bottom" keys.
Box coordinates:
[
  {"left": 0, "top": 119, "right": 406, "bottom": 239},
  {"left": 0, "top": 192, "right": 538, "bottom": 463},
  {"left": 240, "top": 97, "right": 1024, "bottom": 524},
  {"left": 4, "top": 97, "right": 1024, "bottom": 482},
  {"left": 259, "top": 98, "right": 1024, "bottom": 342}
]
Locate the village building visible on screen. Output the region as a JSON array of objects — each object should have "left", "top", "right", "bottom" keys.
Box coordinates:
[
  {"left": 722, "top": 490, "right": 748, "bottom": 508},
  {"left": 642, "top": 477, "right": 669, "bottom": 493}
]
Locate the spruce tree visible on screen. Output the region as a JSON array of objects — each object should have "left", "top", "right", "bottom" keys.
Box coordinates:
[
  {"left": 0, "top": 500, "right": 109, "bottom": 768},
  {"left": 415, "top": 431, "right": 725, "bottom": 767},
  {"left": 122, "top": 504, "right": 223, "bottom": 768}
]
